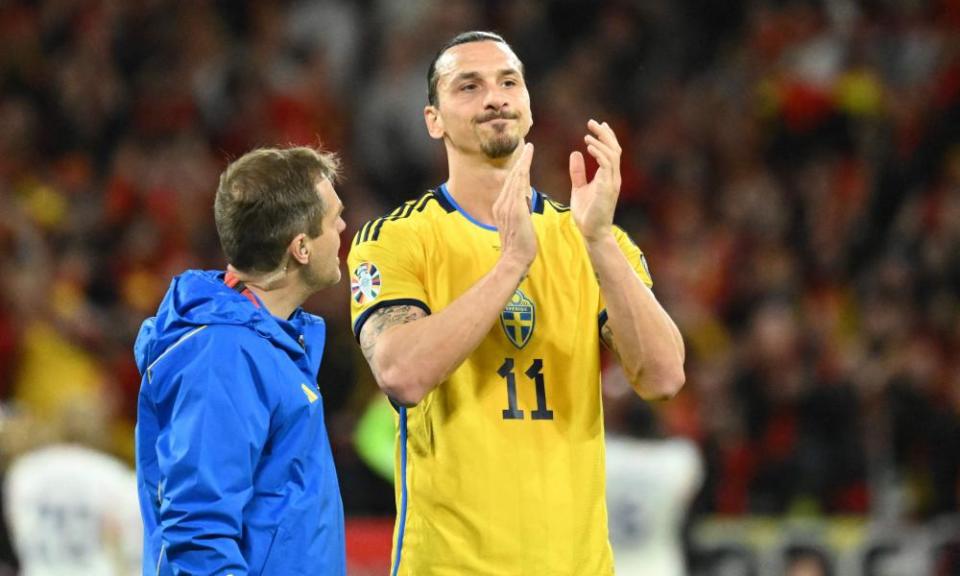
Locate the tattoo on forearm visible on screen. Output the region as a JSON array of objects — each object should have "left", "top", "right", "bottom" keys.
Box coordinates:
[
  {"left": 359, "top": 305, "right": 426, "bottom": 365},
  {"left": 601, "top": 322, "right": 617, "bottom": 353}
]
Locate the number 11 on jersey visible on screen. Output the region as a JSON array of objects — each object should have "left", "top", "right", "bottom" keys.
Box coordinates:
[{"left": 498, "top": 358, "right": 554, "bottom": 420}]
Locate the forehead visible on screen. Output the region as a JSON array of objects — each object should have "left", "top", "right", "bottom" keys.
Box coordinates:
[
  {"left": 315, "top": 178, "right": 340, "bottom": 211},
  {"left": 435, "top": 41, "right": 523, "bottom": 83}
]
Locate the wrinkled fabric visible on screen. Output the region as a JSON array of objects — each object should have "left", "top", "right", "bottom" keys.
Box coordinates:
[{"left": 135, "top": 270, "right": 345, "bottom": 576}]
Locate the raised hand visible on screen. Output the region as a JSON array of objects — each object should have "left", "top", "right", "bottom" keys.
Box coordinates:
[
  {"left": 493, "top": 142, "right": 538, "bottom": 272},
  {"left": 570, "top": 120, "right": 622, "bottom": 242}
]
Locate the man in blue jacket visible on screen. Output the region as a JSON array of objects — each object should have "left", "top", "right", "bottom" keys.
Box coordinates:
[{"left": 135, "top": 146, "right": 348, "bottom": 575}]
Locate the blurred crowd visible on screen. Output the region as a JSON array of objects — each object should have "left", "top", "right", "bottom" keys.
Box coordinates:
[{"left": 0, "top": 0, "right": 958, "bottom": 534}]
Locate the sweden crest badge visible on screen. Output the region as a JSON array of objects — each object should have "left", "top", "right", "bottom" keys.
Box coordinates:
[{"left": 501, "top": 289, "right": 535, "bottom": 349}]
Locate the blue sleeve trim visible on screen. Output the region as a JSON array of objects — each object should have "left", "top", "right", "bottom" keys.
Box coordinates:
[
  {"left": 352, "top": 298, "right": 432, "bottom": 341},
  {"left": 391, "top": 407, "right": 409, "bottom": 576},
  {"left": 598, "top": 309, "right": 609, "bottom": 332}
]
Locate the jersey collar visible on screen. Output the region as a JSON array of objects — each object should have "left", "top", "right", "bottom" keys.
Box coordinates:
[{"left": 438, "top": 182, "right": 542, "bottom": 231}]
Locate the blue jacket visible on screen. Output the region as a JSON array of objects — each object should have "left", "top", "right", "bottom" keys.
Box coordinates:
[{"left": 135, "top": 270, "right": 346, "bottom": 575}]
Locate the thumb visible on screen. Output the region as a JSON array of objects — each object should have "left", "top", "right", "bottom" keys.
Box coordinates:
[
  {"left": 519, "top": 142, "right": 534, "bottom": 172},
  {"left": 569, "top": 151, "right": 587, "bottom": 189}
]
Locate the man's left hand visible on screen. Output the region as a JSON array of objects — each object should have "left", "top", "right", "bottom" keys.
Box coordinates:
[{"left": 569, "top": 119, "right": 622, "bottom": 243}]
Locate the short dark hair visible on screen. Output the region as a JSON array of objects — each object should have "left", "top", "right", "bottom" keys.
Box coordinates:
[
  {"left": 426, "top": 31, "right": 521, "bottom": 107},
  {"left": 214, "top": 147, "right": 339, "bottom": 273}
]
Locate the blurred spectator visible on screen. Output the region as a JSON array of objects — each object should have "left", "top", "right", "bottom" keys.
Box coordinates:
[
  {"left": 784, "top": 545, "right": 833, "bottom": 576},
  {"left": 2, "top": 394, "right": 140, "bottom": 576},
  {"left": 603, "top": 363, "right": 704, "bottom": 576}
]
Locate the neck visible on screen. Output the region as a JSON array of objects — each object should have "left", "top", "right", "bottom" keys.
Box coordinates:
[
  {"left": 230, "top": 265, "right": 306, "bottom": 320},
  {"left": 445, "top": 143, "right": 525, "bottom": 225}
]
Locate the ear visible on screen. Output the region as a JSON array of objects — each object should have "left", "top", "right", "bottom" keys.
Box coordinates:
[
  {"left": 424, "top": 105, "right": 444, "bottom": 140},
  {"left": 288, "top": 233, "right": 310, "bottom": 265}
]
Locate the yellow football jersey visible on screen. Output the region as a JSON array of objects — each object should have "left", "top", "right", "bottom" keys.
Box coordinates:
[{"left": 348, "top": 184, "right": 652, "bottom": 576}]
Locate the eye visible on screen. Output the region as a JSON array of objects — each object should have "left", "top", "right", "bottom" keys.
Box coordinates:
[
  {"left": 503, "top": 79, "right": 518, "bottom": 87},
  {"left": 460, "top": 83, "right": 477, "bottom": 92}
]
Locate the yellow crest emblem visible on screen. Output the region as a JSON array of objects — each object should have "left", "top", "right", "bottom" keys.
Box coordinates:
[{"left": 500, "top": 290, "right": 535, "bottom": 349}]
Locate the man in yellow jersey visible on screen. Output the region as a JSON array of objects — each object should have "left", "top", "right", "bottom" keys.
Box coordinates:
[{"left": 348, "top": 31, "right": 686, "bottom": 575}]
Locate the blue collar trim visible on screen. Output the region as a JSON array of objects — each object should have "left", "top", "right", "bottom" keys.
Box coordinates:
[{"left": 438, "top": 182, "right": 540, "bottom": 232}]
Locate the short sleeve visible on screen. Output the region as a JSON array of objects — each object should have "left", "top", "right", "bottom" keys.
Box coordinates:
[
  {"left": 347, "top": 218, "right": 431, "bottom": 339},
  {"left": 598, "top": 225, "right": 653, "bottom": 328}
]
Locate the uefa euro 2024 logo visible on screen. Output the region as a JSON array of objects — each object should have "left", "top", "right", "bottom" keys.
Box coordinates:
[{"left": 351, "top": 262, "right": 381, "bottom": 305}]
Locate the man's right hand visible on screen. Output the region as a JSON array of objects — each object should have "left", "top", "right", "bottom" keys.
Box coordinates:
[
  {"left": 355, "top": 142, "right": 540, "bottom": 406},
  {"left": 492, "top": 142, "right": 538, "bottom": 275}
]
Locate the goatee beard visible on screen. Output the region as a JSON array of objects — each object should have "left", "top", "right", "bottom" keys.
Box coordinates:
[{"left": 481, "top": 135, "right": 520, "bottom": 159}]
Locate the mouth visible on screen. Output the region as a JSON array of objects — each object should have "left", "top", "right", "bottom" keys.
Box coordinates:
[
  {"left": 484, "top": 122, "right": 508, "bottom": 134},
  {"left": 476, "top": 113, "right": 519, "bottom": 125},
  {"left": 479, "top": 118, "right": 517, "bottom": 135}
]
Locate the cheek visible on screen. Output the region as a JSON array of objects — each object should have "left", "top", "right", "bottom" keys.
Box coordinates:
[
  {"left": 521, "top": 96, "right": 532, "bottom": 119},
  {"left": 447, "top": 104, "right": 474, "bottom": 126}
]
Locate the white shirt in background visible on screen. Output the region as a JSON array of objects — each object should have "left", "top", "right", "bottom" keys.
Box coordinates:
[
  {"left": 606, "top": 435, "right": 705, "bottom": 576},
  {"left": 4, "top": 444, "right": 141, "bottom": 576}
]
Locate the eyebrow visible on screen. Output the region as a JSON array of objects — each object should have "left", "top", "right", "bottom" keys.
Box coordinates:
[{"left": 451, "top": 68, "right": 521, "bottom": 83}]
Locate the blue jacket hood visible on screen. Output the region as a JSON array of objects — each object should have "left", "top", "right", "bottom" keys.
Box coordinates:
[{"left": 135, "top": 270, "right": 325, "bottom": 377}]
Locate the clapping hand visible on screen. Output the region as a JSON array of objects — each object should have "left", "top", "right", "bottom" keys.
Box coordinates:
[{"left": 570, "top": 120, "right": 622, "bottom": 242}]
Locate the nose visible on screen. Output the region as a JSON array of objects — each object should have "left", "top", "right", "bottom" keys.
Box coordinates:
[{"left": 482, "top": 84, "right": 509, "bottom": 111}]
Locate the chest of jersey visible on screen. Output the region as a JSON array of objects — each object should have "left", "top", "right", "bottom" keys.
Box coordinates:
[
  {"left": 421, "top": 211, "right": 601, "bottom": 352},
  {"left": 409, "top": 210, "right": 606, "bottom": 437}
]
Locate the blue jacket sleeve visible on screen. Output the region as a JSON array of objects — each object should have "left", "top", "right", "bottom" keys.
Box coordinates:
[{"left": 150, "top": 329, "right": 270, "bottom": 575}]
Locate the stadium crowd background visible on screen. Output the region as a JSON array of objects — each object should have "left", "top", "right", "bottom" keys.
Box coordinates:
[{"left": 0, "top": 0, "right": 958, "bottom": 573}]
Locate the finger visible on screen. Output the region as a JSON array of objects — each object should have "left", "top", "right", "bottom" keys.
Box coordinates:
[
  {"left": 507, "top": 142, "right": 534, "bottom": 182},
  {"left": 512, "top": 143, "right": 534, "bottom": 206},
  {"left": 585, "top": 135, "right": 621, "bottom": 184},
  {"left": 584, "top": 135, "right": 617, "bottom": 160},
  {"left": 519, "top": 142, "right": 534, "bottom": 169},
  {"left": 495, "top": 143, "right": 534, "bottom": 227},
  {"left": 587, "top": 144, "right": 613, "bottom": 169},
  {"left": 497, "top": 146, "right": 526, "bottom": 207},
  {"left": 497, "top": 171, "right": 517, "bottom": 213},
  {"left": 584, "top": 130, "right": 622, "bottom": 188},
  {"left": 600, "top": 121, "right": 621, "bottom": 149},
  {"left": 587, "top": 143, "right": 621, "bottom": 188},
  {"left": 503, "top": 182, "right": 531, "bottom": 226},
  {"left": 587, "top": 144, "right": 621, "bottom": 189},
  {"left": 587, "top": 119, "right": 622, "bottom": 152},
  {"left": 513, "top": 143, "right": 534, "bottom": 187},
  {"left": 495, "top": 170, "right": 514, "bottom": 207},
  {"left": 494, "top": 190, "right": 510, "bottom": 224},
  {"left": 569, "top": 151, "right": 587, "bottom": 188}
]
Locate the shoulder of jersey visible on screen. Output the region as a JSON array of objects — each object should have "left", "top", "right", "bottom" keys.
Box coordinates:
[
  {"left": 352, "top": 189, "right": 571, "bottom": 246},
  {"left": 352, "top": 189, "right": 447, "bottom": 246}
]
